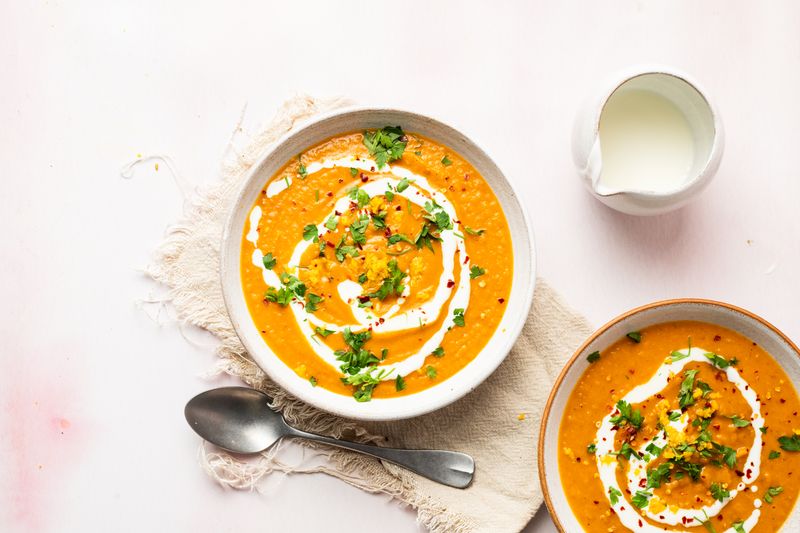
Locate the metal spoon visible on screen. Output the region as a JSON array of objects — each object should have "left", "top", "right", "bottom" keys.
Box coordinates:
[{"left": 184, "top": 387, "right": 474, "bottom": 489}]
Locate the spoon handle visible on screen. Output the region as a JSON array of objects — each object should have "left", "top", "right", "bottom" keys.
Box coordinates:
[{"left": 285, "top": 427, "right": 474, "bottom": 489}]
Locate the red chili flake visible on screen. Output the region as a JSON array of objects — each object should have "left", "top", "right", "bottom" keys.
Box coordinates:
[
  {"left": 360, "top": 173, "right": 369, "bottom": 183},
  {"left": 326, "top": 191, "right": 334, "bottom": 197},
  {"left": 463, "top": 255, "right": 470, "bottom": 264},
  {"left": 638, "top": 520, "right": 643, "bottom": 528},
  {"left": 358, "top": 295, "right": 370, "bottom": 303},
  {"left": 593, "top": 500, "right": 599, "bottom": 505},
  {"left": 656, "top": 393, "right": 663, "bottom": 399},
  {"left": 446, "top": 280, "right": 455, "bottom": 288},
  {"left": 326, "top": 241, "right": 335, "bottom": 248},
  {"left": 576, "top": 457, "right": 581, "bottom": 463},
  {"left": 498, "top": 298, "right": 505, "bottom": 304},
  {"left": 638, "top": 479, "right": 646, "bottom": 488},
  {"left": 713, "top": 424, "right": 721, "bottom": 430},
  {"left": 261, "top": 189, "right": 266, "bottom": 195},
  {"left": 714, "top": 335, "right": 722, "bottom": 341},
  {"left": 746, "top": 468, "right": 753, "bottom": 478},
  {"left": 370, "top": 166, "right": 375, "bottom": 172},
  {"left": 338, "top": 178, "right": 344, "bottom": 183},
  {"left": 378, "top": 317, "right": 385, "bottom": 324},
  {"left": 395, "top": 205, "right": 402, "bottom": 211},
  {"left": 781, "top": 398, "right": 787, "bottom": 403},
  {"left": 735, "top": 470, "right": 744, "bottom": 477}
]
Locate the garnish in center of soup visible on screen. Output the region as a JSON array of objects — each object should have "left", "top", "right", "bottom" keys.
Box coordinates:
[
  {"left": 559, "top": 321, "right": 800, "bottom": 532},
  {"left": 240, "top": 127, "right": 513, "bottom": 401}
]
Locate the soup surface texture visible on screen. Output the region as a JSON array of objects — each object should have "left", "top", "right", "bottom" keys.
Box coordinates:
[
  {"left": 559, "top": 321, "right": 800, "bottom": 532},
  {"left": 240, "top": 128, "right": 513, "bottom": 401}
]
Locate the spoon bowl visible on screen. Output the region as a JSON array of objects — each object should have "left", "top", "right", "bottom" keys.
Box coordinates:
[
  {"left": 185, "top": 387, "right": 475, "bottom": 488},
  {"left": 184, "top": 387, "right": 284, "bottom": 454}
]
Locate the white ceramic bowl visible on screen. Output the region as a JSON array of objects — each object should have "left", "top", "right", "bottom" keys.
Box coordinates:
[
  {"left": 220, "top": 107, "right": 536, "bottom": 421},
  {"left": 539, "top": 299, "right": 800, "bottom": 531}
]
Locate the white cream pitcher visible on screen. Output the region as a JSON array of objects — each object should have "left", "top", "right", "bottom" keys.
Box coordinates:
[{"left": 571, "top": 66, "right": 724, "bottom": 216}]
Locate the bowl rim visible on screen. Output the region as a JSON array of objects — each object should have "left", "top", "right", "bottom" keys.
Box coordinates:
[
  {"left": 537, "top": 297, "right": 800, "bottom": 532},
  {"left": 219, "top": 105, "right": 537, "bottom": 421}
]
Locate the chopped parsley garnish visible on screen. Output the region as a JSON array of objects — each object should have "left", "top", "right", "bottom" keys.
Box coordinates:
[
  {"left": 342, "top": 367, "right": 391, "bottom": 402},
  {"left": 347, "top": 186, "right": 371, "bottom": 207},
  {"left": 710, "top": 482, "right": 730, "bottom": 502},
  {"left": 396, "top": 177, "right": 413, "bottom": 192},
  {"left": 728, "top": 415, "right": 750, "bottom": 428},
  {"left": 464, "top": 226, "right": 485, "bottom": 236},
  {"left": 264, "top": 272, "right": 306, "bottom": 306},
  {"left": 314, "top": 326, "right": 334, "bottom": 337},
  {"left": 769, "top": 450, "right": 781, "bottom": 459},
  {"left": 324, "top": 215, "right": 338, "bottom": 231},
  {"left": 704, "top": 351, "right": 736, "bottom": 369},
  {"left": 335, "top": 235, "right": 359, "bottom": 262},
  {"left": 350, "top": 167, "right": 358, "bottom": 176},
  {"left": 362, "top": 126, "right": 407, "bottom": 169},
  {"left": 426, "top": 365, "right": 437, "bottom": 379},
  {"left": 631, "top": 490, "right": 651, "bottom": 509},
  {"left": 586, "top": 351, "right": 600, "bottom": 363},
  {"left": 469, "top": 265, "right": 486, "bottom": 279},
  {"left": 366, "top": 260, "right": 406, "bottom": 300},
  {"left": 644, "top": 443, "right": 663, "bottom": 459},
  {"left": 262, "top": 252, "right": 276, "bottom": 270},
  {"left": 432, "top": 346, "right": 445, "bottom": 358},
  {"left": 441, "top": 155, "right": 453, "bottom": 166},
  {"left": 586, "top": 443, "right": 596, "bottom": 454},
  {"left": 609, "top": 399, "right": 643, "bottom": 429},
  {"left": 668, "top": 410, "right": 682, "bottom": 421},
  {"left": 423, "top": 201, "right": 453, "bottom": 232},
  {"left": 731, "top": 521, "right": 745, "bottom": 533},
  {"left": 305, "top": 292, "right": 323, "bottom": 312},
  {"left": 452, "top": 308, "right": 465, "bottom": 327},
  {"left": 357, "top": 273, "right": 368, "bottom": 284},
  {"left": 614, "top": 441, "right": 642, "bottom": 460},
  {"left": 607, "top": 486, "right": 622, "bottom": 505},
  {"left": 669, "top": 350, "right": 690, "bottom": 362},
  {"left": 302, "top": 224, "right": 318, "bottom": 241},
  {"left": 395, "top": 375, "right": 406, "bottom": 391},
  {"left": 763, "top": 485, "right": 783, "bottom": 504},
  {"left": 626, "top": 331, "right": 642, "bottom": 343},
  {"left": 335, "top": 327, "right": 378, "bottom": 375},
  {"left": 380, "top": 348, "right": 388, "bottom": 360},
  {"left": 388, "top": 233, "right": 415, "bottom": 246},
  {"left": 678, "top": 369, "right": 700, "bottom": 408},
  {"left": 414, "top": 150, "right": 422, "bottom": 156},
  {"left": 309, "top": 376, "right": 317, "bottom": 387},
  {"left": 371, "top": 211, "right": 387, "bottom": 229},
  {"left": 349, "top": 215, "right": 370, "bottom": 245},
  {"left": 778, "top": 434, "right": 800, "bottom": 451},
  {"left": 264, "top": 286, "right": 292, "bottom": 305},
  {"left": 714, "top": 442, "right": 738, "bottom": 469},
  {"left": 385, "top": 189, "right": 395, "bottom": 201},
  {"left": 298, "top": 164, "right": 308, "bottom": 179},
  {"left": 646, "top": 462, "right": 672, "bottom": 488}
]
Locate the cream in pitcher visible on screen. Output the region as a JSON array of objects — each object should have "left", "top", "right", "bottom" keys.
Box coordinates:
[{"left": 572, "top": 66, "right": 724, "bottom": 216}]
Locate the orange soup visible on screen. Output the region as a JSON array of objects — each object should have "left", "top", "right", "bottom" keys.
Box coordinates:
[
  {"left": 240, "top": 127, "right": 513, "bottom": 402},
  {"left": 558, "top": 322, "right": 800, "bottom": 532}
]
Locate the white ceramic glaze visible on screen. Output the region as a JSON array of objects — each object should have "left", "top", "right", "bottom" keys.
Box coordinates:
[
  {"left": 220, "top": 107, "right": 536, "bottom": 421},
  {"left": 572, "top": 66, "right": 724, "bottom": 216},
  {"left": 539, "top": 300, "right": 800, "bottom": 532}
]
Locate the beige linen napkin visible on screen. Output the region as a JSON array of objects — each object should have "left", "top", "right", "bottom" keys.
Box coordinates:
[{"left": 145, "top": 95, "right": 592, "bottom": 532}]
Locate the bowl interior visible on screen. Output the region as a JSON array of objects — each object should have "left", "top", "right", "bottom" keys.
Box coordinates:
[
  {"left": 540, "top": 300, "right": 800, "bottom": 531},
  {"left": 220, "top": 108, "right": 536, "bottom": 421}
]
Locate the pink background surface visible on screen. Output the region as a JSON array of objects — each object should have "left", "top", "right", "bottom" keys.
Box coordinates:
[{"left": 2, "top": 1, "right": 799, "bottom": 531}]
